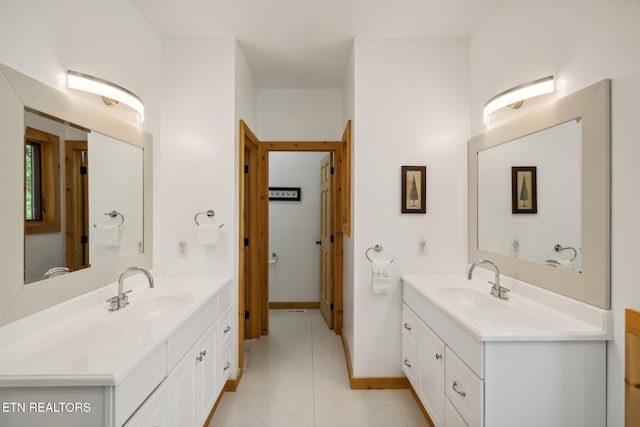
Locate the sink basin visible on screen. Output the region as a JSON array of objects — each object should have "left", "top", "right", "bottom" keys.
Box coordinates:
[
  {"left": 435, "top": 286, "right": 506, "bottom": 310},
  {"left": 129, "top": 294, "right": 192, "bottom": 319},
  {"left": 116, "top": 293, "right": 193, "bottom": 343}
]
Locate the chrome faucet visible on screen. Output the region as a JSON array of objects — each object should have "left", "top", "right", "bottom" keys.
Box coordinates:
[
  {"left": 107, "top": 266, "right": 154, "bottom": 311},
  {"left": 467, "top": 259, "right": 510, "bottom": 300}
]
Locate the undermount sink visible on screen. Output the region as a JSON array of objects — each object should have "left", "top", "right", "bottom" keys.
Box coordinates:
[
  {"left": 435, "top": 286, "right": 506, "bottom": 310},
  {"left": 116, "top": 293, "right": 193, "bottom": 343}
]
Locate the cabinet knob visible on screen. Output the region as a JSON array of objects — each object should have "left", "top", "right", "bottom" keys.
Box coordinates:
[
  {"left": 224, "top": 325, "right": 231, "bottom": 334},
  {"left": 403, "top": 323, "right": 412, "bottom": 331},
  {"left": 196, "top": 354, "right": 203, "bottom": 362},
  {"left": 435, "top": 353, "right": 442, "bottom": 360},
  {"left": 403, "top": 358, "right": 412, "bottom": 368},
  {"left": 201, "top": 350, "right": 207, "bottom": 357},
  {"left": 223, "top": 362, "right": 231, "bottom": 371},
  {"left": 452, "top": 381, "right": 466, "bottom": 397}
]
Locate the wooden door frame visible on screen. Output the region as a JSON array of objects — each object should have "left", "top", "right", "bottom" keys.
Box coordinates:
[
  {"left": 258, "top": 140, "right": 344, "bottom": 335},
  {"left": 65, "top": 140, "right": 89, "bottom": 271},
  {"left": 238, "top": 120, "right": 350, "bottom": 385}
]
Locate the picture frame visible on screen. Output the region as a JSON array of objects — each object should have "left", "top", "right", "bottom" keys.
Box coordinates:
[
  {"left": 268, "top": 187, "right": 301, "bottom": 201},
  {"left": 511, "top": 166, "right": 537, "bottom": 214},
  {"left": 401, "top": 166, "right": 426, "bottom": 214}
]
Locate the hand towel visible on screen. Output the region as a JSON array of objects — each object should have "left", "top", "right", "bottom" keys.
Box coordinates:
[
  {"left": 371, "top": 259, "right": 392, "bottom": 294},
  {"left": 93, "top": 224, "right": 122, "bottom": 247},
  {"left": 197, "top": 222, "right": 220, "bottom": 247}
]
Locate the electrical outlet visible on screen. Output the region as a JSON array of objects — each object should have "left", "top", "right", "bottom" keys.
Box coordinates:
[
  {"left": 418, "top": 237, "right": 427, "bottom": 256},
  {"left": 178, "top": 240, "right": 188, "bottom": 258}
]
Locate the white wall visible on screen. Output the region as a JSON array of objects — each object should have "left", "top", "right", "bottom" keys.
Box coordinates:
[
  {"left": 256, "top": 90, "right": 344, "bottom": 140},
  {"left": 268, "top": 152, "right": 326, "bottom": 302},
  {"left": 158, "top": 39, "right": 235, "bottom": 277},
  {"left": 352, "top": 39, "right": 470, "bottom": 376},
  {"left": 469, "top": 1, "right": 640, "bottom": 424},
  {"left": 342, "top": 45, "right": 356, "bottom": 357}
]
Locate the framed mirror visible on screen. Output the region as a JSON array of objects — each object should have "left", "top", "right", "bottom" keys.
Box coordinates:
[
  {"left": 468, "top": 80, "right": 610, "bottom": 309},
  {"left": 0, "top": 64, "right": 153, "bottom": 325}
]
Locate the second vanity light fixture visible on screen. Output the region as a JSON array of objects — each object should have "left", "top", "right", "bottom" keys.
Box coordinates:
[
  {"left": 483, "top": 75, "right": 554, "bottom": 124},
  {"left": 67, "top": 70, "right": 145, "bottom": 122}
]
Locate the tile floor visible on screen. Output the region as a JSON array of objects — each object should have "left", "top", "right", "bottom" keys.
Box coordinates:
[{"left": 208, "top": 309, "right": 429, "bottom": 427}]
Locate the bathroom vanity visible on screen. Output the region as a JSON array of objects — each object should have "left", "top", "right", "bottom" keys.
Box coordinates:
[
  {"left": 0, "top": 272, "right": 233, "bottom": 427},
  {"left": 402, "top": 274, "right": 611, "bottom": 427}
]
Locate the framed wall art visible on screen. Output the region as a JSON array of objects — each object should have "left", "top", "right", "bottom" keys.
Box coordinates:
[
  {"left": 401, "top": 166, "right": 426, "bottom": 214},
  {"left": 511, "top": 166, "right": 537, "bottom": 214},
  {"left": 268, "top": 187, "right": 301, "bottom": 201}
]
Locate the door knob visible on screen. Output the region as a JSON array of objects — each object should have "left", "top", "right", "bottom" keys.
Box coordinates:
[{"left": 315, "top": 240, "right": 321, "bottom": 245}]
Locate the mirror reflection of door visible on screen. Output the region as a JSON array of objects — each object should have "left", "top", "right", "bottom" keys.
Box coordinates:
[{"left": 65, "top": 141, "right": 89, "bottom": 271}]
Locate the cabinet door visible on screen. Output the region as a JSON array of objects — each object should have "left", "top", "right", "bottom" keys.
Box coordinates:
[
  {"left": 124, "top": 380, "right": 169, "bottom": 427},
  {"left": 417, "top": 322, "right": 445, "bottom": 427},
  {"left": 197, "top": 323, "right": 218, "bottom": 426},
  {"left": 445, "top": 397, "right": 469, "bottom": 427},
  {"left": 169, "top": 347, "right": 197, "bottom": 427}
]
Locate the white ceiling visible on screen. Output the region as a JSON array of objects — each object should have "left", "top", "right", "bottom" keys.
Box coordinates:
[{"left": 131, "top": 0, "right": 505, "bottom": 89}]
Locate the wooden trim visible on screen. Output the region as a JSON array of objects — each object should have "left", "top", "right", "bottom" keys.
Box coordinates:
[
  {"left": 224, "top": 368, "right": 243, "bottom": 392},
  {"left": 341, "top": 327, "right": 409, "bottom": 390},
  {"left": 408, "top": 382, "right": 436, "bottom": 427},
  {"left": 202, "top": 389, "right": 225, "bottom": 427},
  {"left": 262, "top": 141, "right": 342, "bottom": 151},
  {"left": 627, "top": 309, "right": 640, "bottom": 336},
  {"left": 341, "top": 120, "right": 352, "bottom": 236},
  {"left": 269, "top": 301, "right": 320, "bottom": 309},
  {"left": 25, "top": 127, "right": 61, "bottom": 234},
  {"left": 65, "top": 140, "right": 89, "bottom": 272}
]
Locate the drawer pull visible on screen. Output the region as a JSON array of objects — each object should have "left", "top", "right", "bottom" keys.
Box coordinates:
[
  {"left": 223, "top": 362, "right": 231, "bottom": 371},
  {"left": 435, "top": 353, "right": 442, "bottom": 360},
  {"left": 403, "top": 359, "right": 412, "bottom": 368},
  {"left": 196, "top": 354, "right": 203, "bottom": 362},
  {"left": 403, "top": 323, "right": 412, "bottom": 331},
  {"left": 452, "top": 381, "right": 466, "bottom": 397},
  {"left": 224, "top": 325, "right": 231, "bottom": 333}
]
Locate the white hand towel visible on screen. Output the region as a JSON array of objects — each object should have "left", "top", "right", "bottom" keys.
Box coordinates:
[
  {"left": 197, "top": 222, "right": 220, "bottom": 247},
  {"left": 371, "top": 259, "right": 392, "bottom": 294},
  {"left": 93, "top": 224, "right": 122, "bottom": 247}
]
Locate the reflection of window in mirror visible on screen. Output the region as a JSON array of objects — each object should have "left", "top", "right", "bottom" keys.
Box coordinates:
[{"left": 24, "top": 127, "right": 61, "bottom": 234}]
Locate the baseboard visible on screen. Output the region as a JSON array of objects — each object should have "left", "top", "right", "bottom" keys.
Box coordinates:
[
  {"left": 408, "top": 382, "right": 436, "bottom": 427},
  {"left": 224, "top": 367, "right": 243, "bottom": 392},
  {"left": 203, "top": 389, "right": 225, "bottom": 427},
  {"left": 269, "top": 301, "right": 320, "bottom": 309},
  {"left": 340, "top": 327, "right": 410, "bottom": 390}
]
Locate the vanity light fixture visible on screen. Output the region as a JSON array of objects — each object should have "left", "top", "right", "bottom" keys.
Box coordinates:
[
  {"left": 67, "top": 70, "right": 145, "bottom": 122},
  {"left": 483, "top": 76, "right": 554, "bottom": 124}
]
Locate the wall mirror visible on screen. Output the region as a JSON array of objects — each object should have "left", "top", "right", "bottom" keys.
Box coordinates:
[
  {"left": 0, "top": 64, "right": 152, "bottom": 325},
  {"left": 469, "top": 80, "right": 610, "bottom": 309},
  {"left": 24, "top": 111, "right": 145, "bottom": 284}
]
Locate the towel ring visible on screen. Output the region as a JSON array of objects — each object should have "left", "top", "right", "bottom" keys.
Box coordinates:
[
  {"left": 366, "top": 244, "right": 394, "bottom": 263},
  {"left": 194, "top": 210, "right": 224, "bottom": 228},
  {"left": 93, "top": 210, "right": 124, "bottom": 227},
  {"left": 554, "top": 244, "right": 577, "bottom": 261}
]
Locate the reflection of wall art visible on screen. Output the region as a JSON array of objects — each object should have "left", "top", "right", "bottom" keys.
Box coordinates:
[
  {"left": 401, "top": 166, "right": 426, "bottom": 214},
  {"left": 511, "top": 166, "right": 537, "bottom": 214},
  {"left": 269, "top": 187, "right": 301, "bottom": 201}
]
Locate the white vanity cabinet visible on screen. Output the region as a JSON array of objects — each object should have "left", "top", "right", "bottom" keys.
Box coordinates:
[
  {"left": 402, "top": 277, "right": 608, "bottom": 427},
  {"left": 402, "top": 303, "right": 445, "bottom": 426}
]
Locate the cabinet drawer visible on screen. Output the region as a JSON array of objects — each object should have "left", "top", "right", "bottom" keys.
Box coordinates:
[
  {"left": 445, "top": 397, "right": 469, "bottom": 427},
  {"left": 218, "top": 341, "right": 233, "bottom": 393},
  {"left": 219, "top": 306, "right": 233, "bottom": 350},
  {"left": 445, "top": 348, "right": 483, "bottom": 427},
  {"left": 402, "top": 303, "right": 419, "bottom": 345}
]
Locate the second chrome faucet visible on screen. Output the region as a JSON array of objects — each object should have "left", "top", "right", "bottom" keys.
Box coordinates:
[
  {"left": 467, "top": 259, "right": 510, "bottom": 300},
  {"left": 107, "top": 266, "right": 155, "bottom": 311}
]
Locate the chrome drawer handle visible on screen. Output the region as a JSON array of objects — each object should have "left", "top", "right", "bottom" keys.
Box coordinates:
[
  {"left": 223, "top": 325, "right": 231, "bottom": 333},
  {"left": 452, "top": 381, "right": 466, "bottom": 397},
  {"left": 403, "top": 359, "right": 412, "bottom": 368},
  {"left": 223, "top": 362, "right": 231, "bottom": 371},
  {"left": 403, "top": 323, "right": 412, "bottom": 331},
  {"left": 435, "top": 353, "right": 442, "bottom": 360},
  {"left": 196, "top": 354, "right": 203, "bottom": 362}
]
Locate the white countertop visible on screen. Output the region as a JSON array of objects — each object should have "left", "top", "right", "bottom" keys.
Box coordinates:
[
  {"left": 0, "top": 271, "right": 232, "bottom": 387},
  {"left": 402, "top": 273, "right": 611, "bottom": 341}
]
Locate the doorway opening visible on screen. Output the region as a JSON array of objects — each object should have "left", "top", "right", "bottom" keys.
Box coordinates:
[{"left": 237, "top": 120, "right": 351, "bottom": 379}]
